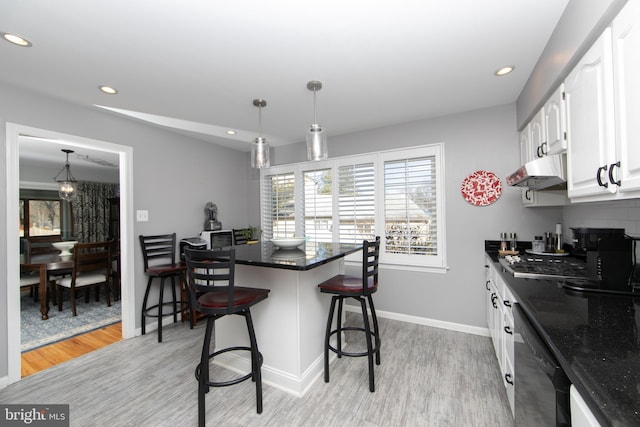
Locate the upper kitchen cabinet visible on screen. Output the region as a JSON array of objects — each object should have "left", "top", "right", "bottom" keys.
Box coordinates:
[
  {"left": 529, "top": 109, "right": 546, "bottom": 160},
  {"left": 567, "top": 0, "right": 640, "bottom": 202},
  {"left": 544, "top": 84, "right": 567, "bottom": 156},
  {"left": 565, "top": 28, "right": 617, "bottom": 200},
  {"left": 612, "top": 0, "right": 640, "bottom": 197}
]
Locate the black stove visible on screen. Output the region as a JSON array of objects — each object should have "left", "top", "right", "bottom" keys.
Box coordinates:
[{"left": 499, "top": 253, "right": 591, "bottom": 280}]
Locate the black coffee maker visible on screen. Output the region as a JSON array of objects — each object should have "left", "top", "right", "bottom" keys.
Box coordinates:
[{"left": 571, "top": 227, "right": 634, "bottom": 292}]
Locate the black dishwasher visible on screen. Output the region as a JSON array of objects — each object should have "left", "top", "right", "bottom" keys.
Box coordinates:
[{"left": 514, "top": 303, "right": 571, "bottom": 426}]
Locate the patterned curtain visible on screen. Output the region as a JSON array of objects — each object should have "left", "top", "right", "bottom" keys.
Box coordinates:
[{"left": 72, "top": 181, "right": 119, "bottom": 243}]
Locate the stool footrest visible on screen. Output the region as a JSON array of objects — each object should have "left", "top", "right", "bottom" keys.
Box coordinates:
[
  {"left": 195, "top": 346, "right": 264, "bottom": 388},
  {"left": 143, "top": 301, "right": 188, "bottom": 318},
  {"left": 328, "top": 327, "right": 380, "bottom": 358}
]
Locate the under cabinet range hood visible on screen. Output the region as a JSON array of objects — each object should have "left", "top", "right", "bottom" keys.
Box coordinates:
[{"left": 506, "top": 153, "right": 567, "bottom": 190}]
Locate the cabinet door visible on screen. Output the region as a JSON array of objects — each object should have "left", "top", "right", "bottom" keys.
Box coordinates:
[
  {"left": 545, "top": 83, "right": 567, "bottom": 155},
  {"left": 566, "top": 28, "right": 617, "bottom": 199},
  {"left": 519, "top": 123, "right": 534, "bottom": 164},
  {"left": 613, "top": 0, "right": 640, "bottom": 194},
  {"left": 530, "top": 109, "right": 546, "bottom": 159}
]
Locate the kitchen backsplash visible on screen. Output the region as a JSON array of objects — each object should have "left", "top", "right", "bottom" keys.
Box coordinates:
[{"left": 563, "top": 199, "right": 640, "bottom": 264}]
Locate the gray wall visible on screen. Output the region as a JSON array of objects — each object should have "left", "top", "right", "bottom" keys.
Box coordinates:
[
  {"left": 516, "top": 0, "right": 627, "bottom": 130},
  {"left": 267, "top": 104, "right": 562, "bottom": 328},
  {"left": 0, "top": 82, "right": 251, "bottom": 379}
]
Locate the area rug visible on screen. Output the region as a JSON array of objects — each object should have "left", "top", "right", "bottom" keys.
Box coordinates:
[{"left": 21, "top": 290, "right": 121, "bottom": 352}]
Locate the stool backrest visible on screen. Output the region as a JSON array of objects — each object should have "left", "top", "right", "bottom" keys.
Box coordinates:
[
  {"left": 139, "top": 233, "right": 177, "bottom": 271},
  {"left": 184, "top": 247, "right": 236, "bottom": 311},
  {"left": 361, "top": 236, "right": 381, "bottom": 293}
]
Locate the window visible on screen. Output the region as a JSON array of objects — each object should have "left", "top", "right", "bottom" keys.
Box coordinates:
[
  {"left": 20, "top": 198, "right": 62, "bottom": 237},
  {"left": 261, "top": 143, "right": 445, "bottom": 269},
  {"left": 303, "top": 169, "right": 333, "bottom": 243},
  {"left": 337, "top": 162, "right": 376, "bottom": 244},
  {"left": 262, "top": 173, "right": 296, "bottom": 239}
]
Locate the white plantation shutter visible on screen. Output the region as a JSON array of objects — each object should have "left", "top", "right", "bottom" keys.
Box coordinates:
[
  {"left": 303, "top": 169, "right": 333, "bottom": 242},
  {"left": 338, "top": 162, "right": 376, "bottom": 244},
  {"left": 383, "top": 153, "right": 439, "bottom": 261},
  {"left": 260, "top": 143, "right": 445, "bottom": 269},
  {"left": 262, "top": 172, "right": 296, "bottom": 239}
]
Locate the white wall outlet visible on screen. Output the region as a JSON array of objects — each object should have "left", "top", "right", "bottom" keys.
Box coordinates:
[{"left": 136, "top": 210, "right": 149, "bottom": 222}]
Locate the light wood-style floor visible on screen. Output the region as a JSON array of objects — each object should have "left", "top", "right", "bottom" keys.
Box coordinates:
[
  {"left": 21, "top": 323, "right": 122, "bottom": 377},
  {"left": 3, "top": 315, "right": 514, "bottom": 426}
]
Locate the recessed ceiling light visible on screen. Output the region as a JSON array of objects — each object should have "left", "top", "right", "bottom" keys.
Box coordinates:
[
  {"left": 99, "top": 85, "right": 118, "bottom": 95},
  {"left": 495, "top": 66, "right": 515, "bottom": 76},
  {"left": 226, "top": 130, "right": 237, "bottom": 135},
  {"left": 1, "top": 32, "right": 32, "bottom": 47}
]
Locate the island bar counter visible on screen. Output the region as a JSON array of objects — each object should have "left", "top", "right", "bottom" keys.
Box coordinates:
[{"left": 203, "top": 241, "right": 362, "bottom": 397}]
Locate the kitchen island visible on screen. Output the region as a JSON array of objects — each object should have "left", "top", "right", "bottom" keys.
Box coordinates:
[
  {"left": 487, "top": 251, "right": 640, "bottom": 427},
  {"left": 210, "top": 241, "right": 362, "bottom": 397}
]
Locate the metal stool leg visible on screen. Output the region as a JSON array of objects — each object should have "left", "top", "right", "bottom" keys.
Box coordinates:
[
  {"left": 360, "top": 296, "right": 375, "bottom": 392},
  {"left": 324, "top": 295, "right": 338, "bottom": 383}
]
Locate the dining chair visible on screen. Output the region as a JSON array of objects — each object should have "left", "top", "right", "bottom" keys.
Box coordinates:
[
  {"left": 139, "top": 233, "right": 188, "bottom": 342},
  {"left": 184, "top": 247, "right": 270, "bottom": 426},
  {"left": 55, "top": 241, "right": 113, "bottom": 317},
  {"left": 233, "top": 228, "right": 250, "bottom": 245},
  {"left": 317, "top": 236, "right": 381, "bottom": 392}
]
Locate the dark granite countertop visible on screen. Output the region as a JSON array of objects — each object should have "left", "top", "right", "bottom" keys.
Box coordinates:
[
  {"left": 486, "top": 251, "right": 640, "bottom": 427},
  {"left": 232, "top": 241, "right": 362, "bottom": 271}
]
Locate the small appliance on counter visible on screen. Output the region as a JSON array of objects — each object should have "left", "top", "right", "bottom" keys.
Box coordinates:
[
  {"left": 569, "top": 227, "right": 634, "bottom": 293},
  {"left": 180, "top": 237, "right": 207, "bottom": 260},
  {"left": 204, "top": 202, "right": 222, "bottom": 231}
]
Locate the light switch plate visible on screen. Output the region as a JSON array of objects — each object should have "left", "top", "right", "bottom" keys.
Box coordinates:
[{"left": 136, "top": 210, "right": 149, "bottom": 222}]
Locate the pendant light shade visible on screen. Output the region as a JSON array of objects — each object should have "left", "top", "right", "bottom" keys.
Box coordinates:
[
  {"left": 306, "top": 80, "right": 328, "bottom": 161},
  {"left": 251, "top": 99, "right": 270, "bottom": 168},
  {"left": 54, "top": 149, "right": 78, "bottom": 201}
]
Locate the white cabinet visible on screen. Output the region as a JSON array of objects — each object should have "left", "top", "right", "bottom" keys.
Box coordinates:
[
  {"left": 612, "top": 0, "right": 640, "bottom": 196},
  {"left": 567, "top": 1, "right": 640, "bottom": 202},
  {"left": 570, "top": 385, "right": 602, "bottom": 427},
  {"left": 530, "top": 109, "right": 546, "bottom": 159},
  {"left": 566, "top": 28, "right": 616, "bottom": 200},
  {"left": 485, "top": 257, "right": 515, "bottom": 417},
  {"left": 544, "top": 84, "right": 568, "bottom": 155},
  {"left": 521, "top": 188, "right": 568, "bottom": 206}
]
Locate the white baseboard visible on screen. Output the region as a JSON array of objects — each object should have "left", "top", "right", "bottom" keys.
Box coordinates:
[
  {"left": 0, "top": 376, "right": 8, "bottom": 389},
  {"left": 344, "top": 305, "right": 490, "bottom": 337}
]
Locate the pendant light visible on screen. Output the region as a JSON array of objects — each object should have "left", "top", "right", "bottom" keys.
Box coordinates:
[
  {"left": 306, "top": 80, "right": 328, "bottom": 161},
  {"left": 251, "top": 99, "right": 270, "bottom": 168},
  {"left": 54, "top": 149, "right": 78, "bottom": 201}
]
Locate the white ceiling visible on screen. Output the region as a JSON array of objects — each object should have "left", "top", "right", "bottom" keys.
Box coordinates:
[{"left": 2, "top": 0, "right": 569, "bottom": 160}]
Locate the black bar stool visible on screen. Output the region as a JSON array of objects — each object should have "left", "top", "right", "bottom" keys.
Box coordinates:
[
  {"left": 318, "top": 236, "right": 381, "bottom": 392},
  {"left": 184, "top": 247, "right": 269, "bottom": 427},
  {"left": 139, "top": 233, "right": 188, "bottom": 342}
]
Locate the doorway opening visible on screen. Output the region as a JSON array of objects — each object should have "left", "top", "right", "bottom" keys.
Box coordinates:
[{"left": 5, "top": 123, "right": 135, "bottom": 384}]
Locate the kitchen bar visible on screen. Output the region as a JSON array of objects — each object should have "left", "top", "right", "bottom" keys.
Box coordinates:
[{"left": 208, "top": 241, "right": 362, "bottom": 396}]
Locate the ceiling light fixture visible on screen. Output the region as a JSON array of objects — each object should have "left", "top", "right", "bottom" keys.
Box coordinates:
[
  {"left": 53, "top": 149, "right": 78, "bottom": 201},
  {"left": 306, "top": 80, "right": 328, "bottom": 161},
  {"left": 99, "top": 85, "right": 118, "bottom": 94},
  {"left": 251, "top": 99, "right": 270, "bottom": 169},
  {"left": 1, "top": 32, "right": 32, "bottom": 47},
  {"left": 495, "top": 66, "right": 515, "bottom": 76},
  {"left": 226, "top": 130, "right": 237, "bottom": 135}
]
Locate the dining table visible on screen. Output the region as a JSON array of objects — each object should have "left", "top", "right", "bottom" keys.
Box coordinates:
[
  {"left": 20, "top": 252, "right": 74, "bottom": 320},
  {"left": 200, "top": 240, "right": 363, "bottom": 397},
  {"left": 20, "top": 248, "right": 120, "bottom": 320}
]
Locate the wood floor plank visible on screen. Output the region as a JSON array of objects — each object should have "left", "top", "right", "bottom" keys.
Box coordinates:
[{"left": 21, "top": 322, "right": 122, "bottom": 378}]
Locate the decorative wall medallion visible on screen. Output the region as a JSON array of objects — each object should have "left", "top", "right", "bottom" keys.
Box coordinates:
[{"left": 461, "top": 170, "right": 502, "bottom": 206}]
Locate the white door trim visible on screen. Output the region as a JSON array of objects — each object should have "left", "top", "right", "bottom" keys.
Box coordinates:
[{"left": 4, "top": 123, "right": 136, "bottom": 384}]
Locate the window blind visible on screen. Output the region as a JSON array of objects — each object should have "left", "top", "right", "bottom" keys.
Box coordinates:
[
  {"left": 262, "top": 172, "right": 296, "bottom": 239},
  {"left": 384, "top": 156, "right": 437, "bottom": 256},
  {"left": 303, "top": 169, "right": 333, "bottom": 242},
  {"left": 338, "top": 162, "right": 376, "bottom": 244}
]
